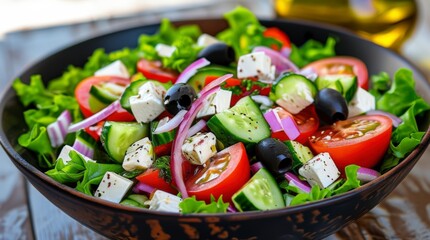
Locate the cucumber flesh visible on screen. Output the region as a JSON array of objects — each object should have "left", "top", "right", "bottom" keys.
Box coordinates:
[
  {"left": 232, "top": 168, "right": 285, "bottom": 211},
  {"left": 187, "top": 65, "right": 236, "bottom": 92},
  {"left": 284, "top": 140, "right": 314, "bottom": 171},
  {"left": 271, "top": 73, "right": 317, "bottom": 102},
  {"left": 150, "top": 120, "right": 176, "bottom": 147},
  {"left": 120, "top": 79, "right": 171, "bottom": 112},
  {"left": 316, "top": 74, "right": 358, "bottom": 102},
  {"left": 100, "top": 121, "right": 149, "bottom": 163},
  {"left": 207, "top": 96, "right": 270, "bottom": 147}
]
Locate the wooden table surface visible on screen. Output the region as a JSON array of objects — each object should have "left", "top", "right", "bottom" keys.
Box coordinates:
[{"left": 1, "top": 2, "right": 430, "bottom": 239}]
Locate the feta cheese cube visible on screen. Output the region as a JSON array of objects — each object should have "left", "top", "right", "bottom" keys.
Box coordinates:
[
  {"left": 129, "top": 82, "right": 166, "bottom": 123},
  {"left": 122, "top": 137, "right": 154, "bottom": 171},
  {"left": 94, "top": 60, "right": 130, "bottom": 79},
  {"left": 94, "top": 171, "right": 134, "bottom": 203},
  {"left": 298, "top": 152, "right": 340, "bottom": 189},
  {"left": 182, "top": 132, "right": 217, "bottom": 165},
  {"left": 197, "top": 33, "right": 220, "bottom": 47},
  {"left": 197, "top": 89, "right": 232, "bottom": 118},
  {"left": 155, "top": 43, "right": 177, "bottom": 58},
  {"left": 147, "top": 190, "right": 182, "bottom": 212},
  {"left": 57, "top": 145, "right": 95, "bottom": 165},
  {"left": 275, "top": 87, "right": 314, "bottom": 114},
  {"left": 237, "top": 52, "right": 275, "bottom": 82},
  {"left": 348, "top": 87, "right": 375, "bottom": 117}
]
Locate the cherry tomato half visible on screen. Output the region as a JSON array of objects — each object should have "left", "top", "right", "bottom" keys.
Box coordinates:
[
  {"left": 309, "top": 115, "right": 392, "bottom": 172},
  {"left": 302, "top": 56, "right": 369, "bottom": 90},
  {"left": 137, "top": 59, "right": 179, "bottom": 83},
  {"left": 271, "top": 105, "right": 319, "bottom": 145},
  {"left": 75, "top": 76, "right": 135, "bottom": 121},
  {"left": 263, "top": 27, "right": 292, "bottom": 50},
  {"left": 186, "top": 142, "right": 250, "bottom": 203},
  {"left": 136, "top": 168, "right": 178, "bottom": 195}
]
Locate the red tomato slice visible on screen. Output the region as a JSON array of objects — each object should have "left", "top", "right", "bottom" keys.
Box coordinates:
[
  {"left": 263, "top": 27, "right": 292, "bottom": 50},
  {"left": 309, "top": 115, "right": 392, "bottom": 172},
  {"left": 75, "top": 76, "right": 135, "bottom": 121},
  {"left": 186, "top": 142, "right": 250, "bottom": 203},
  {"left": 136, "top": 168, "right": 178, "bottom": 195},
  {"left": 84, "top": 121, "right": 105, "bottom": 141},
  {"left": 302, "top": 56, "right": 369, "bottom": 90},
  {"left": 154, "top": 142, "right": 173, "bottom": 157},
  {"left": 271, "top": 105, "right": 319, "bottom": 144},
  {"left": 137, "top": 59, "right": 179, "bottom": 83}
]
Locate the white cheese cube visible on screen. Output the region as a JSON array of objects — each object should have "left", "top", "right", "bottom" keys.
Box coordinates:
[
  {"left": 298, "top": 152, "right": 340, "bottom": 189},
  {"left": 182, "top": 132, "right": 217, "bottom": 165},
  {"left": 237, "top": 52, "right": 275, "bottom": 82},
  {"left": 348, "top": 87, "right": 375, "bottom": 118},
  {"left": 197, "top": 33, "right": 220, "bottom": 47},
  {"left": 197, "top": 89, "right": 232, "bottom": 118},
  {"left": 147, "top": 190, "right": 182, "bottom": 212},
  {"left": 122, "top": 137, "right": 154, "bottom": 171},
  {"left": 94, "top": 171, "right": 133, "bottom": 203},
  {"left": 130, "top": 82, "right": 166, "bottom": 123},
  {"left": 155, "top": 43, "right": 177, "bottom": 58},
  {"left": 94, "top": 60, "right": 130, "bottom": 79},
  {"left": 57, "top": 145, "right": 95, "bottom": 165},
  {"left": 275, "top": 87, "right": 314, "bottom": 114}
]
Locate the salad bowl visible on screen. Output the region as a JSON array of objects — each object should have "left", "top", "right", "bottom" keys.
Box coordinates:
[{"left": 0, "top": 17, "right": 429, "bottom": 240}]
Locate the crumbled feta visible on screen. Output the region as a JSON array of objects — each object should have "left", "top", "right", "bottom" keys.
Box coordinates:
[
  {"left": 129, "top": 82, "right": 166, "bottom": 123},
  {"left": 155, "top": 43, "right": 177, "bottom": 58},
  {"left": 298, "top": 152, "right": 340, "bottom": 189},
  {"left": 94, "top": 171, "right": 134, "bottom": 203},
  {"left": 197, "top": 89, "right": 232, "bottom": 118},
  {"left": 122, "top": 137, "right": 154, "bottom": 171},
  {"left": 197, "top": 33, "right": 220, "bottom": 47},
  {"left": 94, "top": 60, "right": 130, "bottom": 79},
  {"left": 182, "top": 132, "right": 217, "bottom": 165},
  {"left": 237, "top": 52, "right": 275, "bottom": 82},
  {"left": 57, "top": 145, "right": 95, "bottom": 165},
  {"left": 147, "top": 190, "right": 182, "bottom": 212},
  {"left": 276, "top": 87, "right": 314, "bottom": 114},
  {"left": 348, "top": 87, "right": 375, "bottom": 117}
]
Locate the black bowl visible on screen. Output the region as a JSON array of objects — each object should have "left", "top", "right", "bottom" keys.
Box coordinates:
[{"left": 1, "top": 18, "right": 429, "bottom": 240}]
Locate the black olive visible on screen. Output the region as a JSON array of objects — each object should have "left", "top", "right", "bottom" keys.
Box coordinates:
[
  {"left": 197, "top": 43, "right": 235, "bottom": 66},
  {"left": 255, "top": 138, "right": 293, "bottom": 176},
  {"left": 314, "top": 88, "right": 348, "bottom": 124},
  {"left": 164, "top": 83, "right": 197, "bottom": 115}
]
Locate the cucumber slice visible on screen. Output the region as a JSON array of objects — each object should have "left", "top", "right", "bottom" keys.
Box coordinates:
[
  {"left": 150, "top": 120, "right": 176, "bottom": 147},
  {"left": 120, "top": 79, "right": 171, "bottom": 113},
  {"left": 89, "top": 82, "right": 125, "bottom": 104},
  {"left": 284, "top": 140, "right": 314, "bottom": 171},
  {"left": 187, "top": 65, "right": 236, "bottom": 92},
  {"left": 88, "top": 95, "right": 108, "bottom": 113},
  {"left": 207, "top": 96, "right": 270, "bottom": 147},
  {"left": 316, "top": 74, "right": 358, "bottom": 102},
  {"left": 100, "top": 121, "right": 149, "bottom": 163},
  {"left": 232, "top": 168, "right": 285, "bottom": 211},
  {"left": 271, "top": 73, "right": 317, "bottom": 101}
]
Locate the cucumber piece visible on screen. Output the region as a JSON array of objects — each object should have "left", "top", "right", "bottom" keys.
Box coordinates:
[
  {"left": 271, "top": 73, "right": 317, "bottom": 101},
  {"left": 150, "top": 120, "right": 176, "bottom": 147},
  {"left": 284, "top": 140, "right": 314, "bottom": 171},
  {"left": 100, "top": 121, "right": 149, "bottom": 163},
  {"left": 89, "top": 82, "right": 125, "bottom": 104},
  {"left": 207, "top": 96, "right": 270, "bottom": 147},
  {"left": 232, "top": 168, "right": 285, "bottom": 211},
  {"left": 187, "top": 65, "right": 236, "bottom": 92},
  {"left": 120, "top": 79, "right": 171, "bottom": 112},
  {"left": 88, "top": 95, "right": 108, "bottom": 113},
  {"left": 316, "top": 74, "right": 358, "bottom": 102}
]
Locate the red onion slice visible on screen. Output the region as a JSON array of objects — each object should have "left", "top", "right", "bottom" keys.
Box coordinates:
[
  {"left": 281, "top": 116, "right": 300, "bottom": 140},
  {"left": 264, "top": 109, "right": 283, "bottom": 133},
  {"left": 171, "top": 86, "right": 220, "bottom": 198},
  {"left": 250, "top": 162, "right": 264, "bottom": 175},
  {"left": 297, "top": 67, "right": 318, "bottom": 81},
  {"left": 187, "top": 119, "right": 207, "bottom": 138},
  {"left": 366, "top": 110, "right": 402, "bottom": 127},
  {"left": 68, "top": 100, "right": 121, "bottom": 133},
  {"left": 132, "top": 181, "right": 156, "bottom": 196},
  {"left": 253, "top": 46, "right": 299, "bottom": 74},
  {"left": 357, "top": 167, "right": 381, "bottom": 183},
  {"left": 199, "top": 74, "right": 233, "bottom": 96},
  {"left": 280, "top": 46, "right": 292, "bottom": 58},
  {"left": 153, "top": 110, "right": 187, "bottom": 134},
  {"left": 284, "top": 172, "right": 311, "bottom": 193},
  {"left": 175, "top": 58, "right": 210, "bottom": 84},
  {"left": 72, "top": 139, "right": 94, "bottom": 159},
  {"left": 47, "top": 110, "right": 72, "bottom": 147}
]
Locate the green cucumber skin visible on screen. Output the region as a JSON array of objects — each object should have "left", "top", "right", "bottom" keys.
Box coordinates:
[
  {"left": 316, "top": 75, "right": 358, "bottom": 102},
  {"left": 206, "top": 96, "right": 270, "bottom": 147},
  {"left": 89, "top": 85, "right": 118, "bottom": 104},
  {"left": 150, "top": 121, "right": 176, "bottom": 146},
  {"left": 271, "top": 74, "right": 317, "bottom": 101},
  {"left": 101, "top": 121, "right": 149, "bottom": 163},
  {"left": 188, "top": 66, "right": 236, "bottom": 92},
  {"left": 284, "top": 140, "right": 314, "bottom": 171}
]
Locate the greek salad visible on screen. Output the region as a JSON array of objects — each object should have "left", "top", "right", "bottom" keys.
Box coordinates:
[{"left": 13, "top": 6, "right": 430, "bottom": 213}]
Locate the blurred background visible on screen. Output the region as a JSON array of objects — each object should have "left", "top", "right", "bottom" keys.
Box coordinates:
[{"left": 0, "top": 0, "right": 429, "bottom": 239}]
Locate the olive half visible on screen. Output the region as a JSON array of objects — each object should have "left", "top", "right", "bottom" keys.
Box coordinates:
[
  {"left": 314, "top": 88, "right": 348, "bottom": 124},
  {"left": 255, "top": 138, "right": 293, "bottom": 176},
  {"left": 163, "top": 83, "right": 197, "bottom": 115},
  {"left": 197, "top": 43, "right": 235, "bottom": 66}
]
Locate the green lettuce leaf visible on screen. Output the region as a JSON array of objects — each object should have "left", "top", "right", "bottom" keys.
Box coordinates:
[
  {"left": 289, "top": 37, "right": 337, "bottom": 68},
  {"left": 368, "top": 71, "right": 391, "bottom": 101},
  {"left": 18, "top": 124, "right": 55, "bottom": 168},
  {"left": 45, "top": 150, "right": 86, "bottom": 183},
  {"left": 75, "top": 161, "right": 123, "bottom": 196},
  {"left": 179, "top": 195, "right": 229, "bottom": 214}
]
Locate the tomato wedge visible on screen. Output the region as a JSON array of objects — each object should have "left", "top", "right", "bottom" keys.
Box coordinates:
[
  {"left": 75, "top": 76, "right": 135, "bottom": 121},
  {"left": 137, "top": 59, "right": 179, "bottom": 83},
  {"left": 263, "top": 27, "right": 292, "bottom": 50},
  {"left": 84, "top": 121, "right": 105, "bottom": 141},
  {"left": 136, "top": 168, "right": 177, "bottom": 195},
  {"left": 309, "top": 115, "right": 392, "bottom": 172},
  {"left": 271, "top": 105, "right": 319, "bottom": 144},
  {"left": 186, "top": 142, "right": 250, "bottom": 203},
  {"left": 302, "top": 56, "right": 369, "bottom": 90}
]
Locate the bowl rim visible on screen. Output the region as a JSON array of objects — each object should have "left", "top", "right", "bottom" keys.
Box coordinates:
[{"left": 1, "top": 16, "right": 429, "bottom": 221}]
